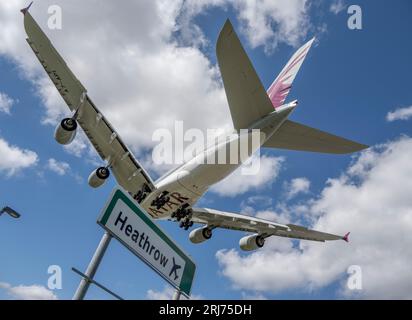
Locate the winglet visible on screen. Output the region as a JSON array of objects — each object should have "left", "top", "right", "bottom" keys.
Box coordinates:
[
  {"left": 20, "top": 1, "right": 33, "bottom": 15},
  {"left": 342, "top": 232, "right": 350, "bottom": 242}
]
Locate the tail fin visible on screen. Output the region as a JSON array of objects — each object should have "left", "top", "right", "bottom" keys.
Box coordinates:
[
  {"left": 216, "top": 20, "right": 276, "bottom": 130},
  {"left": 268, "top": 38, "right": 315, "bottom": 108}
]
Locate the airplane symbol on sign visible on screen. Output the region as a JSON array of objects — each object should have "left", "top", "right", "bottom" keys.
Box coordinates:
[{"left": 169, "top": 257, "right": 182, "bottom": 281}]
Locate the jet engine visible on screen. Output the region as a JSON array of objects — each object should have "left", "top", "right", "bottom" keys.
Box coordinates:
[
  {"left": 189, "top": 227, "right": 212, "bottom": 244},
  {"left": 88, "top": 167, "right": 110, "bottom": 188},
  {"left": 239, "top": 234, "right": 265, "bottom": 251},
  {"left": 54, "top": 118, "right": 77, "bottom": 145}
]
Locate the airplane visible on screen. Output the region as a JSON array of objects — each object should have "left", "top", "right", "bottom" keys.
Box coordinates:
[
  {"left": 169, "top": 257, "right": 182, "bottom": 281},
  {"left": 22, "top": 4, "right": 364, "bottom": 251}
]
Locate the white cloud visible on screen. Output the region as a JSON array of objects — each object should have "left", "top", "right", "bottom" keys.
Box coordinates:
[
  {"left": 255, "top": 210, "right": 290, "bottom": 225},
  {"left": 182, "top": 0, "right": 312, "bottom": 52},
  {"left": 0, "top": 0, "right": 231, "bottom": 158},
  {"left": 241, "top": 291, "right": 267, "bottom": 300},
  {"left": 63, "top": 133, "right": 88, "bottom": 158},
  {"left": 241, "top": 195, "right": 273, "bottom": 210},
  {"left": 147, "top": 285, "right": 202, "bottom": 300},
  {"left": 0, "top": 92, "right": 16, "bottom": 114},
  {"left": 386, "top": 105, "right": 412, "bottom": 122},
  {"left": 232, "top": 0, "right": 310, "bottom": 52},
  {"left": 211, "top": 155, "right": 284, "bottom": 197},
  {"left": 0, "top": 282, "right": 57, "bottom": 300},
  {"left": 0, "top": 137, "right": 38, "bottom": 176},
  {"left": 330, "top": 0, "right": 346, "bottom": 15},
  {"left": 216, "top": 137, "right": 412, "bottom": 299},
  {"left": 284, "top": 177, "right": 310, "bottom": 199},
  {"left": 47, "top": 158, "right": 70, "bottom": 176},
  {"left": 147, "top": 286, "right": 176, "bottom": 300}
]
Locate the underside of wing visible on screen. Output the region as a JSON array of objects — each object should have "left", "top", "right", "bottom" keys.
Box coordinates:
[
  {"left": 191, "top": 208, "right": 345, "bottom": 243},
  {"left": 77, "top": 97, "right": 155, "bottom": 194},
  {"left": 191, "top": 207, "right": 290, "bottom": 234},
  {"left": 23, "top": 10, "right": 155, "bottom": 195},
  {"left": 23, "top": 10, "right": 85, "bottom": 111},
  {"left": 264, "top": 120, "right": 368, "bottom": 154}
]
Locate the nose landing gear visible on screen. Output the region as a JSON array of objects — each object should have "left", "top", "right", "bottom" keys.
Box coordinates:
[{"left": 150, "top": 191, "right": 170, "bottom": 209}]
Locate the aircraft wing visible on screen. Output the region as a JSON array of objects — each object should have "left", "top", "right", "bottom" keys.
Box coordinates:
[
  {"left": 23, "top": 9, "right": 155, "bottom": 194},
  {"left": 191, "top": 208, "right": 345, "bottom": 242}
]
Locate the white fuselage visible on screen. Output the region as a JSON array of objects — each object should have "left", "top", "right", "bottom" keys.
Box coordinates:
[{"left": 140, "top": 103, "right": 296, "bottom": 219}]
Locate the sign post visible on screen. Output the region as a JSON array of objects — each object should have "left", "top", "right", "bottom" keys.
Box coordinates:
[
  {"left": 73, "top": 186, "right": 196, "bottom": 299},
  {"left": 72, "top": 231, "right": 112, "bottom": 300}
]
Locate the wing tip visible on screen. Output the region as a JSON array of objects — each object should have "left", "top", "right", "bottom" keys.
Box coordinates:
[
  {"left": 334, "top": 142, "right": 369, "bottom": 154},
  {"left": 21, "top": 1, "right": 34, "bottom": 15},
  {"left": 216, "top": 18, "right": 234, "bottom": 51},
  {"left": 342, "top": 232, "right": 350, "bottom": 242},
  {"left": 352, "top": 143, "right": 369, "bottom": 153},
  {"left": 308, "top": 36, "right": 316, "bottom": 46}
]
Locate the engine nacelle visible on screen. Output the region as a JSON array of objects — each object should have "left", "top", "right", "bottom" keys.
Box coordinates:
[
  {"left": 189, "top": 227, "right": 212, "bottom": 244},
  {"left": 88, "top": 167, "right": 110, "bottom": 188},
  {"left": 239, "top": 234, "right": 265, "bottom": 251},
  {"left": 54, "top": 118, "right": 77, "bottom": 145}
]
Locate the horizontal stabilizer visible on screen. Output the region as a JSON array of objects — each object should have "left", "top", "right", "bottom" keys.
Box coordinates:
[{"left": 264, "top": 120, "right": 368, "bottom": 154}]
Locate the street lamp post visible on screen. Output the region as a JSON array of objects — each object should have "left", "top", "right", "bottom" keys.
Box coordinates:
[{"left": 0, "top": 206, "right": 21, "bottom": 219}]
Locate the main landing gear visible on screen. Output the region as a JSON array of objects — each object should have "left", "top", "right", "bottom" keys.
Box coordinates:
[
  {"left": 171, "top": 204, "right": 194, "bottom": 230},
  {"left": 150, "top": 191, "right": 170, "bottom": 209},
  {"left": 134, "top": 184, "right": 151, "bottom": 204}
]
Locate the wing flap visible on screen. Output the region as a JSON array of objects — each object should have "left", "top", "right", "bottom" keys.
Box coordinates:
[{"left": 264, "top": 120, "right": 368, "bottom": 154}]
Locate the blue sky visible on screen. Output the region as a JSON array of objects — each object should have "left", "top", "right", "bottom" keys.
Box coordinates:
[{"left": 1, "top": 0, "right": 412, "bottom": 300}]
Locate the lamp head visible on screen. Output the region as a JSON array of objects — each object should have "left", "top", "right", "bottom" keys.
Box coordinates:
[{"left": 0, "top": 207, "right": 21, "bottom": 219}]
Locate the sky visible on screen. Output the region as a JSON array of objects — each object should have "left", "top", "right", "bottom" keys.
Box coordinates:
[{"left": 0, "top": 0, "right": 412, "bottom": 300}]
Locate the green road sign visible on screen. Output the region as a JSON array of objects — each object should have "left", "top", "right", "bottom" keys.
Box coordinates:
[{"left": 98, "top": 187, "right": 196, "bottom": 296}]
